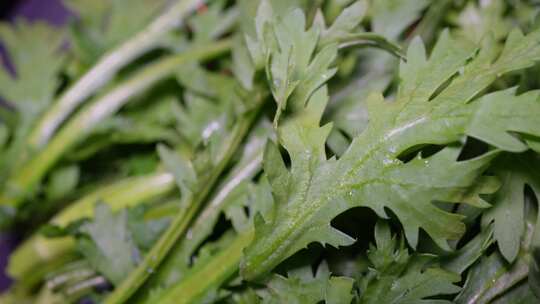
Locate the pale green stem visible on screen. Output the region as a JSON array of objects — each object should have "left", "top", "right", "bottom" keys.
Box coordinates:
[
  {"left": 28, "top": 0, "right": 206, "bottom": 148},
  {"left": 158, "top": 230, "right": 254, "bottom": 304},
  {"left": 337, "top": 32, "right": 405, "bottom": 60},
  {"left": 1, "top": 39, "right": 232, "bottom": 207},
  {"left": 8, "top": 172, "right": 175, "bottom": 280},
  {"left": 104, "top": 107, "right": 261, "bottom": 304},
  {"left": 151, "top": 142, "right": 264, "bottom": 285},
  {"left": 2, "top": 252, "right": 79, "bottom": 303}
]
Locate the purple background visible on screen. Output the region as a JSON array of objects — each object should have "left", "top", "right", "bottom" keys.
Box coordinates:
[
  {"left": 0, "top": 0, "right": 71, "bottom": 292},
  {"left": 2, "top": 0, "right": 70, "bottom": 25}
]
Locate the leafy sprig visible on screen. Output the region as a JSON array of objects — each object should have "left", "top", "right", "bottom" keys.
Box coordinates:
[
  {"left": 3, "top": 1, "right": 540, "bottom": 303},
  {"left": 241, "top": 28, "right": 540, "bottom": 279}
]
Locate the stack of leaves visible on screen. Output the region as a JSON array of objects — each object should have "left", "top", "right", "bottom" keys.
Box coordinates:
[{"left": 1, "top": 0, "right": 540, "bottom": 303}]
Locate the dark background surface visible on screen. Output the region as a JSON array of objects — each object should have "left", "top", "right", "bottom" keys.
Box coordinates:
[
  {"left": 0, "top": 0, "right": 70, "bottom": 292},
  {"left": 1, "top": 0, "right": 70, "bottom": 25}
]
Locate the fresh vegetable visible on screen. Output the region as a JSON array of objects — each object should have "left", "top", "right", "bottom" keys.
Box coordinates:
[{"left": 1, "top": 1, "right": 540, "bottom": 303}]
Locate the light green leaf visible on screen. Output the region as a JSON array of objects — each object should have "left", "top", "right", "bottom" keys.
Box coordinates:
[
  {"left": 0, "top": 20, "right": 64, "bottom": 114},
  {"left": 65, "top": 0, "right": 168, "bottom": 63},
  {"left": 77, "top": 203, "right": 139, "bottom": 286},
  {"left": 359, "top": 222, "right": 461, "bottom": 304},
  {"left": 454, "top": 251, "right": 530, "bottom": 304},
  {"left": 370, "top": 0, "right": 429, "bottom": 40},
  {"left": 260, "top": 263, "right": 354, "bottom": 304},
  {"left": 127, "top": 206, "right": 170, "bottom": 251},
  {"left": 442, "top": 225, "right": 494, "bottom": 275},
  {"left": 264, "top": 8, "right": 327, "bottom": 125},
  {"left": 320, "top": 0, "right": 368, "bottom": 45},
  {"left": 246, "top": 2, "right": 356, "bottom": 126},
  {"left": 482, "top": 153, "right": 540, "bottom": 263},
  {"left": 530, "top": 204, "right": 540, "bottom": 299},
  {"left": 467, "top": 89, "right": 540, "bottom": 152},
  {"left": 492, "top": 282, "right": 538, "bottom": 304},
  {"left": 232, "top": 35, "right": 256, "bottom": 90},
  {"left": 137, "top": 126, "right": 271, "bottom": 301},
  {"left": 174, "top": 67, "right": 243, "bottom": 153},
  {"left": 242, "top": 29, "right": 540, "bottom": 280},
  {"left": 176, "top": 63, "right": 217, "bottom": 98},
  {"left": 456, "top": 198, "right": 538, "bottom": 303},
  {"left": 326, "top": 0, "right": 431, "bottom": 153},
  {"left": 157, "top": 144, "right": 197, "bottom": 201},
  {"left": 232, "top": 288, "right": 262, "bottom": 304},
  {"left": 187, "top": 0, "right": 238, "bottom": 44},
  {"left": 244, "top": 0, "right": 274, "bottom": 68},
  {"left": 454, "top": 0, "right": 511, "bottom": 43},
  {"left": 45, "top": 165, "right": 80, "bottom": 201}
]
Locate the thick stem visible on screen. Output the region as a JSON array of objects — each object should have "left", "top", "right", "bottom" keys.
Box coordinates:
[
  {"left": 1, "top": 39, "right": 232, "bottom": 206},
  {"left": 6, "top": 252, "right": 79, "bottom": 298},
  {"left": 28, "top": 0, "right": 205, "bottom": 148},
  {"left": 8, "top": 172, "right": 175, "bottom": 280},
  {"left": 149, "top": 138, "right": 264, "bottom": 286},
  {"left": 157, "top": 230, "right": 254, "bottom": 304},
  {"left": 104, "top": 107, "right": 260, "bottom": 304}
]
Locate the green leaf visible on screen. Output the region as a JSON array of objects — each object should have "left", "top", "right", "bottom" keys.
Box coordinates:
[
  {"left": 244, "top": 0, "right": 274, "bottom": 68},
  {"left": 231, "top": 288, "right": 262, "bottom": 304},
  {"left": 528, "top": 174, "right": 540, "bottom": 299},
  {"left": 530, "top": 246, "right": 540, "bottom": 300},
  {"left": 482, "top": 153, "right": 540, "bottom": 262},
  {"left": 242, "top": 29, "right": 540, "bottom": 280},
  {"left": 135, "top": 125, "right": 271, "bottom": 302},
  {"left": 76, "top": 203, "right": 139, "bottom": 286},
  {"left": 241, "top": 0, "right": 312, "bottom": 59},
  {"left": 325, "top": 0, "right": 426, "bottom": 155},
  {"left": 370, "top": 0, "right": 429, "bottom": 40},
  {"left": 64, "top": 0, "right": 168, "bottom": 63},
  {"left": 358, "top": 222, "right": 460, "bottom": 303},
  {"left": 247, "top": 1, "right": 401, "bottom": 128},
  {"left": 466, "top": 89, "right": 540, "bottom": 153},
  {"left": 264, "top": 9, "right": 334, "bottom": 125},
  {"left": 45, "top": 165, "right": 80, "bottom": 201},
  {"left": 454, "top": 0, "right": 511, "bottom": 43},
  {"left": 174, "top": 67, "right": 243, "bottom": 150},
  {"left": 260, "top": 263, "right": 354, "bottom": 304},
  {"left": 246, "top": 2, "right": 342, "bottom": 126},
  {"left": 454, "top": 251, "right": 530, "bottom": 303},
  {"left": 491, "top": 282, "right": 538, "bottom": 304},
  {"left": 0, "top": 20, "right": 64, "bottom": 114},
  {"left": 442, "top": 224, "right": 494, "bottom": 275},
  {"left": 127, "top": 206, "right": 170, "bottom": 251},
  {"left": 176, "top": 124, "right": 269, "bottom": 264},
  {"left": 150, "top": 231, "right": 253, "bottom": 304},
  {"left": 232, "top": 35, "right": 256, "bottom": 90},
  {"left": 187, "top": 0, "right": 238, "bottom": 44},
  {"left": 138, "top": 175, "right": 272, "bottom": 303},
  {"left": 69, "top": 96, "right": 180, "bottom": 161},
  {"left": 10, "top": 3, "right": 540, "bottom": 303},
  {"left": 157, "top": 144, "right": 197, "bottom": 201},
  {"left": 455, "top": 200, "right": 537, "bottom": 304},
  {"left": 319, "top": 1, "right": 368, "bottom": 46}
]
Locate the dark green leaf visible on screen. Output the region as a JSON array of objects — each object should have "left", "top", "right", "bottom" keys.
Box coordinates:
[{"left": 359, "top": 222, "right": 460, "bottom": 304}]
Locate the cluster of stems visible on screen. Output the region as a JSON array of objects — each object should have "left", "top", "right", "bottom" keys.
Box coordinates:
[{"left": 3, "top": 0, "right": 259, "bottom": 302}]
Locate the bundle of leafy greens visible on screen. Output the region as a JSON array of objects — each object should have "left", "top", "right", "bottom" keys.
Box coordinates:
[{"left": 1, "top": 0, "right": 540, "bottom": 303}]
